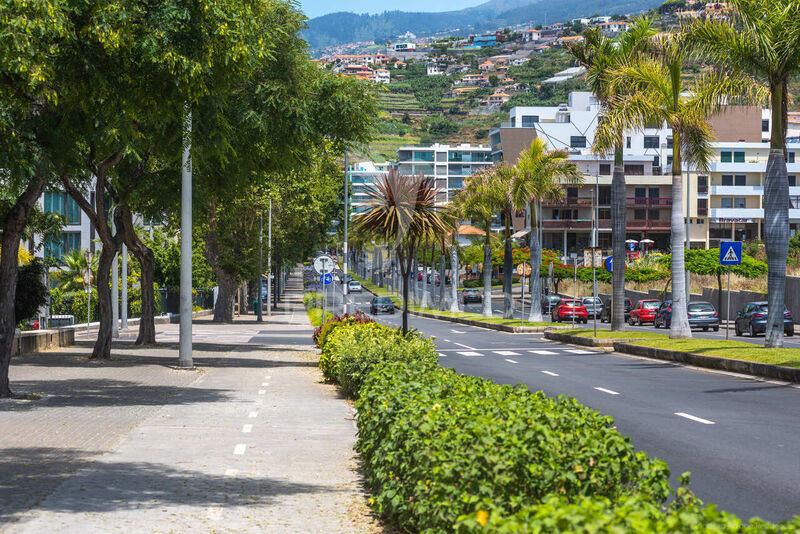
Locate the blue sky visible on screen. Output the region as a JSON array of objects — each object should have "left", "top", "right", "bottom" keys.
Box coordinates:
[{"left": 300, "top": 0, "right": 484, "bottom": 18}]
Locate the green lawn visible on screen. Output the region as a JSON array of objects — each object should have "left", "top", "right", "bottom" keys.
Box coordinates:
[
  {"left": 628, "top": 338, "right": 800, "bottom": 368},
  {"left": 560, "top": 329, "right": 670, "bottom": 340}
]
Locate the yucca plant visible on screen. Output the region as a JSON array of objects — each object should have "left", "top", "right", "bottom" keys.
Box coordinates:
[{"left": 356, "top": 169, "right": 447, "bottom": 333}]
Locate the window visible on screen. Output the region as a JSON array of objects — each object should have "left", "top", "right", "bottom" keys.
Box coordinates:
[
  {"left": 789, "top": 152, "right": 796, "bottom": 163},
  {"left": 735, "top": 197, "right": 746, "bottom": 209},
  {"left": 721, "top": 175, "right": 733, "bottom": 186},
  {"left": 653, "top": 156, "right": 660, "bottom": 167},
  {"left": 624, "top": 164, "right": 645, "bottom": 175},
  {"left": 667, "top": 155, "right": 673, "bottom": 165},
  {"left": 566, "top": 187, "right": 578, "bottom": 198},
  {"left": 733, "top": 151, "right": 745, "bottom": 163},
  {"left": 649, "top": 187, "right": 660, "bottom": 198},
  {"left": 648, "top": 209, "right": 660, "bottom": 220},
  {"left": 44, "top": 192, "right": 81, "bottom": 225},
  {"left": 698, "top": 176, "right": 708, "bottom": 187},
  {"left": 413, "top": 151, "right": 434, "bottom": 162},
  {"left": 643, "top": 136, "right": 660, "bottom": 149},
  {"left": 634, "top": 209, "right": 646, "bottom": 220},
  {"left": 762, "top": 119, "right": 770, "bottom": 133},
  {"left": 735, "top": 175, "right": 746, "bottom": 186},
  {"left": 521, "top": 115, "right": 539, "bottom": 127},
  {"left": 721, "top": 198, "right": 733, "bottom": 208},
  {"left": 436, "top": 152, "right": 447, "bottom": 162},
  {"left": 634, "top": 187, "right": 647, "bottom": 202},
  {"left": 598, "top": 208, "right": 611, "bottom": 220},
  {"left": 570, "top": 136, "right": 586, "bottom": 148},
  {"left": 698, "top": 199, "right": 708, "bottom": 209},
  {"left": 598, "top": 186, "right": 611, "bottom": 204},
  {"left": 44, "top": 232, "right": 81, "bottom": 260},
  {"left": 721, "top": 151, "right": 732, "bottom": 163},
  {"left": 666, "top": 137, "right": 673, "bottom": 149},
  {"left": 626, "top": 137, "right": 631, "bottom": 149},
  {"left": 599, "top": 163, "right": 611, "bottom": 175},
  {"left": 790, "top": 175, "right": 797, "bottom": 187}
]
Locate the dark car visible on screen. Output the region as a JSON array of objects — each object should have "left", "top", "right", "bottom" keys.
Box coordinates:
[
  {"left": 462, "top": 288, "right": 483, "bottom": 304},
  {"left": 629, "top": 299, "right": 661, "bottom": 326},
  {"left": 370, "top": 296, "right": 395, "bottom": 315},
  {"left": 599, "top": 298, "right": 632, "bottom": 323},
  {"left": 735, "top": 302, "right": 795, "bottom": 337},
  {"left": 654, "top": 300, "right": 720, "bottom": 331},
  {"left": 552, "top": 299, "right": 589, "bottom": 323},
  {"left": 542, "top": 295, "right": 562, "bottom": 315},
  {"left": 581, "top": 297, "right": 604, "bottom": 319}
]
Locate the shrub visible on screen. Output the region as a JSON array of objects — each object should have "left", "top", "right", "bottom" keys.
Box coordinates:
[
  {"left": 355, "top": 360, "right": 671, "bottom": 532},
  {"left": 303, "top": 292, "right": 323, "bottom": 310},
  {"left": 312, "top": 311, "right": 373, "bottom": 349},
  {"left": 16, "top": 259, "right": 48, "bottom": 325},
  {"left": 72, "top": 288, "right": 99, "bottom": 322}
]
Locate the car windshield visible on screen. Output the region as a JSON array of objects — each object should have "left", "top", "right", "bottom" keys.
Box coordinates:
[
  {"left": 583, "top": 298, "right": 601, "bottom": 304},
  {"left": 642, "top": 301, "right": 660, "bottom": 310},
  {"left": 563, "top": 300, "right": 581, "bottom": 306},
  {"left": 375, "top": 297, "right": 392, "bottom": 304},
  {"left": 688, "top": 303, "right": 715, "bottom": 312},
  {"left": 465, "top": 289, "right": 479, "bottom": 294}
]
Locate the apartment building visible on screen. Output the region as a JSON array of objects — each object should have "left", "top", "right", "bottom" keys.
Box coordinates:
[
  {"left": 395, "top": 143, "right": 493, "bottom": 203},
  {"left": 348, "top": 161, "right": 392, "bottom": 215}
]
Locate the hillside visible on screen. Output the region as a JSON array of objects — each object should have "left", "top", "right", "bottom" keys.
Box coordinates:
[{"left": 303, "top": 0, "right": 660, "bottom": 49}]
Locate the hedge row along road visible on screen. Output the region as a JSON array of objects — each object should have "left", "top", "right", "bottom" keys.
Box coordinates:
[{"left": 322, "top": 282, "right": 800, "bottom": 522}]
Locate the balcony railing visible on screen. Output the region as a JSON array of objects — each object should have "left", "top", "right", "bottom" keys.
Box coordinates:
[
  {"left": 627, "top": 220, "right": 671, "bottom": 231},
  {"left": 697, "top": 208, "right": 708, "bottom": 216},
  {"left": 626, "top": 197, "right": 673, "bottom": 207},
  {"left": 542, "top": 198, "right": 593, "bottom": 207},
  {"left": 541, "top": 220, "right": 612, "bottom": 230},
  {"left": 698, "top": 184, "right": 708, "bottom": 194}
]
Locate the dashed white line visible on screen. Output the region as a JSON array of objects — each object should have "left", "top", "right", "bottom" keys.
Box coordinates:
[
  {"left": 505, "top": 358, "right": 518, "bottom": 364},
  {"left": 261, "top": 382, "right": 269, "bottom": 386},
  {"left": 233, "top": 444, "right": 247, "bottom": 455},
  {"left": 675, "top": 412, "right": 715, "bottom": 425},
  {"left": 494, "top": 350, "right": 521, "bottom": 356},
  {"left": 566, "top": 349, "right": 597, "bottom": 354},
  {"left": 450, "top": 329, "right": 466, "bottom": 334},
  {"left": 444, "top": 338, "right": 451, "bottom": 342},
  {"left": 530, "top": 350, "right": 557, "bottom": 355},
  {"left": 454, "top": 342, "right": 476, "bottom": 350},
  {"left": 594, "top": 387, "right": 620, "bottom": 396},
  {"left": 224, "top": 468, "right": 239, "bottom": 476},
  {"left": 248, "top": 411, "right": 258, "bottom": 418},
  {"left": 438, "top": 353, "right": 447, "bottom": 358},
  {"left": 242, "top": 424, "right": 253, "bottom": 433},
  {"left": 541, "top": 370, "right": 559, "bottom": 377},
  {"left": 457, "top": 351, "right": 483, "bottom": 357}
]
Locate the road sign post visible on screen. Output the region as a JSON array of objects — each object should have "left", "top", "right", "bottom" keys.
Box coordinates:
[
  {"left": 719, "top": 242, "right": 742, "bottom": 340},
  {"left": 517, "top": 262, "right": 531, "bottom": 327}
]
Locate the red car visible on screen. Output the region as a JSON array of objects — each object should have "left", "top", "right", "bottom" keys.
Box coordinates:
[
  {"left": 552, "top": 299, "right": 589, "bottom": 323},
  {"left": 629, "top": 299, "right": 661, "bottom": 325}
]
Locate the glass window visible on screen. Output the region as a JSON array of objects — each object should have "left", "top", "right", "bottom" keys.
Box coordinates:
[
  {"left": 721, "top": 175, "right": 733, "bottom": 186},
  {"left": 521, "top": 115, "right": 539, "bottom": 127},
  {"left": 721, "top": 198, "right": 733, "bottom": 208},
  {"left": 598, "top": 208, "right": 611, "bottom": 220},
  {"left": 666, "top": 137, "right": 673, "bottom": 149},
  {"left": 634, "top": 209, "right": 646, "bottom": 220},
  {"left": 733, "top": 151, "right": 745, "bottom": 163},
  {"left": 413, "top": 151, "right": 434, "bottom": 162},
  {"left": 790, "top": 175, "right": 797, "bottom": 187},
  {"left": 626, "top": 137, "right": 631, "bottom": 149},
  {"left": 698, "top": 199, "right": 708, "bottom": 209},
  {"left": 649, "top": 187, "right": 660, "bottom": 198},
  {"left": 570, "top": 136, "right": 586, "bottom": 148},
  {"left": 624, "top": 164, "right": 645, "bottom": 175},
  {"left": 599, "top": 163, "right": 611, "bottom": 175},
  {"left": 735, "top": 197, "right": 746, "bottom": 209},
  {"left": 735, "top": 175, "right": 746, "bottom": 186},
  {"left": 44, "top": 232, "right": 81, "bottom": 260},
  {"left": 566, "top": 187, "right": 578, "bottom": 198},
  {"left": 643, "top": 136, "right": 660, "bottom": 149},
  {"left": 44, "top": 192, "right": 81, "bottom": 224},
  {"left": 721, "top": 151, "right": 732, "bottom": 163},
  {"left": 789, "top": 152, "right": 796, "bottom": 163},
  {"left": 648, "top": 209, "right": 660, "bottom": 220},
  {"left": 762, "top": 119, "right": 770, "bottom": 133}
]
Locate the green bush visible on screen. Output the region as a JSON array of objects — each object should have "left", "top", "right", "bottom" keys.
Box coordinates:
[
  {"left": 303, "top": 292, "right": 323, "bottom": 310},
  {"left": 322, "top": 323, "right": 437, "bottom": 398},
  {"left": 355, "top": 360, "right": 671, "bottom": 533},
  {"left": 71, "top": 288, "right": 99, "bottom": 322}
]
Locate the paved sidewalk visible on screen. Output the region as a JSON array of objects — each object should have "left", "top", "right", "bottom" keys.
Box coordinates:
[{"left": 1, "top": 274, "right": 379, "bottom": 532}]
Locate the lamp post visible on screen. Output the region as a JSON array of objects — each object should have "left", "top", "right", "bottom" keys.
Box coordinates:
[
  {"left": 178, "top": 109, "right": 193, "bottom": 369},
  {"left": 267, "top": 199, "right": 272, "bottom": 316},
  {"left": 343, "top": 151, "right": 349, "bottom": 314},
  {"left": 257, "top": 211, "right": 263, "bottom": 323},
  {"left": 121, "top": 243, "right": 127, "bottom": 330}
]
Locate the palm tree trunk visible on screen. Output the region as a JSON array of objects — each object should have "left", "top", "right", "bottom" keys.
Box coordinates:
[
  {"left": 413, "top": 256, "right": 421, "bottom": 305},
  {"left": 482, "top": 221, "right": 493, "bottom": 317},
  {"left": 764, "top": 83, "right": 790, "bottom": 348},
  {"left": 528, "top": 202, "right": 544, "bottom": 322},
  {"left": 450, "top": 243, "right": 461, "bottom": 313},
  {"left": 669, "top": 135, "right": 691, "bottom": 339},
  {"left": 398, "top": 244, "right": 411, "bottom": 335},
  {"left": 503, "top": 211, "right": 514, "bottom": 319},
  {"left": 611, "top": 143, "right": 627, "bottom": 331},
  {"left": 438, "top": 241, "right": 447, "bottom": 311}
]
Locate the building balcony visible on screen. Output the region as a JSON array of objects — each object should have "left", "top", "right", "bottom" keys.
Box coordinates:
[
  {"left": 542, "top": 198, "right": 593, "bottom": 207},
  {"left": 626, "top": 220, "right": 671, "bottom": 231},
  {"left": 541, "top": 219, "right": 612, "bottom": 230},
  {"left": 709, "top": 185, "right": 763, "bottom": 196},
  {"left": 697, "top": 184, "right": 708, "bottom": 195},
  {"left": 626, "top": 197, "right": 672, "bottom": 207},
  {"left": 709, "top": 208, "right": 763, "bottom": 221}
]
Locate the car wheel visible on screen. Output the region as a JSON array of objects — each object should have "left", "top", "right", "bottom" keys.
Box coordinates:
[
  {"left": 749, "top": 324, "right": 756, "bottom": 337},
  {"left": 735, "top": 324, "right": 742, "bottom": 336},
  {"left": 654, "top": 319, "right": 660, "bottom": 329},
  {"left": 703, "top": 327, "right": 708, "bottom": 332}
]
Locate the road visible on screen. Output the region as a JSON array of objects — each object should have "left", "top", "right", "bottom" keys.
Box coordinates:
[{"left": 324, "top": 281, "right": 800, "bottom": 523}]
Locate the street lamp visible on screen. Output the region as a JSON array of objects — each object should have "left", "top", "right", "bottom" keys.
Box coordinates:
[{"left": 178, "top": 109, "right": 193, "bottom": 369}]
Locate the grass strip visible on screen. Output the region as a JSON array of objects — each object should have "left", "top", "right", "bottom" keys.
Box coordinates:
[
  {"left": 627, "top": 338, "right": 800, "bottom": 368},
  {"left": 560, "top": 328, "right": 670, "bottom": 340}
]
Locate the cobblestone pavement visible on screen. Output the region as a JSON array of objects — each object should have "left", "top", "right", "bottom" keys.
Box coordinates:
[{"left": 1, "top": 279, "right": 380, "bottom": 533}]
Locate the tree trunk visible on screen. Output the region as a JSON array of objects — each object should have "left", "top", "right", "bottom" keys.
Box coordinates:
[
  {"left": 482, "top": 228, "right": 493, "bottom": 317},
  {"left": 528, "top": 202, "right": 544, "bottom": 322},
  {"left": 213, "top": 270, "right": 236, "bottom": 322},
  {"left": 377, "top": 245, "right": 384, "bottom": 288},
  {"left": 669, "top": 135, "right": 692, "bottom": 339},
  {"left": 93, "top": 242, "right": 117, "bottom": 359},
  {"left": 611, "top": 144, "right": 627, "bottom": 331},
  {"left": 0, "top": 173, "right": 47, "bottom": 397},
  {"left": 503, "top": 212, "right": 514, "bottom": 319},
  {"left": 450, "top": 244, "right": 461, "bottom": 313},
  {"left": 119, "top": 207, "right": 156, "bottom": 345},
  {"left": 438, "top": 243, "right": 447, "bottom": 311}
]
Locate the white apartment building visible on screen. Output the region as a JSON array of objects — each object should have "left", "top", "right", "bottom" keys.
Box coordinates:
[
  {"left": 395, "top": 143, "right": 493, "bottom": 203},
  {"left": 374, "top": 69, "right": 390, "bottom": 84},
  {"left": 348, "top": 161, "right": 392, "bottom": 215}
]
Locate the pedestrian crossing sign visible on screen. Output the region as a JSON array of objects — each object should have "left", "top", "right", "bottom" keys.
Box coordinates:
[{"left": 719, "top": 241, "right": 742, "bottom": 266}]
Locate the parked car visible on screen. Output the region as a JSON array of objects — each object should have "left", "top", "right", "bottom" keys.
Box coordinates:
[
  {"left": 628, "top": 299, "right": 661, "bottom": 326},
  {"left": 734, "top": 301, "right": 795, "bottom": 337},
  {"left": 581, "top": 297, "right": 604, "bottom": 319},
  {"left": 599, "top": 298, "right": 632, "bottom": 323},
  {"left": 542, "top": 295, "right": 562, "bottom": 315},
  {"left": 347, "top": 280, "right": 362, "bottom": 293},
  {"left": 462, "top": 288, "right": 483, "bottom": 304},
  {"left": 654, "top": 300, "right": 720, "bottom": 331},
  {"left": 552, "top": 299, "right": 589, "bottom": 323},
  {"left": 370, "top": 296, "right": 395, "bottom": 315}
]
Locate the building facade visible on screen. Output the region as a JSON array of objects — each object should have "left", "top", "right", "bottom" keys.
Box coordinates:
[{"left": 395, "top": 143, "right": 493, "bottom": 203}]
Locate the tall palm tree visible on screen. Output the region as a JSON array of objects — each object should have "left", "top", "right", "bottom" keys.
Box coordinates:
[
  {"left": 595, "top": 32, "right": 764, "bottom": 339},
  {"left": 568, "top": 18, "right": 657, "bottom": 330},
  {"left": 440, "top": 203, "right": 462, "bottom": 313},
  {"left": 683, "top": 0, "right": 800, "bottom": 347},
  {"left": 356, "top": 169, "right": 447, "bottom": 334},
  {"left": 495, "top": 163, "right": 517, "bottom": 320},
  {"left": 511, "top": 138, "right": 583, "bottom": 322},
  {"left": 51, "top": 248, "right": 98, "bottom": 294}
]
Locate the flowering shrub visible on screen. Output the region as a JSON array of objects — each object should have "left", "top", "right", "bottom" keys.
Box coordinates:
[{"left": 312, "top": 311, "right": 373, "bottom": 349}]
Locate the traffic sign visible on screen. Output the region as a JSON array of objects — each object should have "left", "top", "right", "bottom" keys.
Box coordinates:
[
  {"left": 719, "top": 241, "right": 742, "bottom": 266},
  {"left": 314, "top": 255, "right": 335, "bottom": 274},
  {"left": 605, "top": 256, "right": 613, "bottom": 272},
  {"left": 320, "top": 273, "right": 333, "bottom": 285},
  {"left": 516, "top": 262, "right": 532, "bottom": 277}
]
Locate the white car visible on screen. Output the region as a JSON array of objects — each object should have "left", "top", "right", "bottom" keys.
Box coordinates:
[{"left": 347, "top": 280, "right": 362, "bottom": 293}]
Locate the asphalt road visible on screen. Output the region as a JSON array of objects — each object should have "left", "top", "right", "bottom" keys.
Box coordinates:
[{"left": 324, "top": 281, "right": 800, "bottom": 523}]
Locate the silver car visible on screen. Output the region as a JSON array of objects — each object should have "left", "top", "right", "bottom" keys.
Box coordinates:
[{"left": 582, "top": 297, "right": 604, "bottom": 319}]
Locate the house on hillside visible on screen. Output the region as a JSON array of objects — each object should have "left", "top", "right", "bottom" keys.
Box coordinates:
[
  {"left": 597, "top": 21, "right": 630, "bottom": 35},
  {"left": 426, "top": 62, "right": 445, "bottom": 76},
  {"left": 455, "top": 73, "right": 488, "bottom": 86},
  {"left": 556, "top": 35, "right": 584, "bottom": 46},
  {"left": 486, "top": 90, "right": 511, "bottom": 105},
  {"left": 511, "top": 57, "right": 530, "bottom": 67},
  {"left": 479, "top": 61, "right": 494, "bottom": 71},
  {"left": 522, "top": 29, "right": 541, "bottom": 43},
  {"left": 374, "top": 69, "right": 390, "bottom": 84}
]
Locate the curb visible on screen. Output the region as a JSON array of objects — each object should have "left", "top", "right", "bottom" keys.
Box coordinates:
[{"left": 614, "top": 341, "right": 800, "bottom": 384}]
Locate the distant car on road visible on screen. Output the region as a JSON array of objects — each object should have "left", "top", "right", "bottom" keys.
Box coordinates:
[
  {"left": 628, "top": 299, "right": 661, "bottom": 326},
  {"left": 581, "top": 297, "right": 603, "bottom": 319},
  {"left": 541, "top": 295, "right": 561, "bottom": 315},
  {"left": 347, "top": 280, "right": 362, "bottom": 293},
  {"left": 370, "top": 296, "right": 395, "bottom": 315},
  {"left": 552, "top": 299, "right": 588, "bottom": 323},
  {"left": 599, "top": 298, "right": 632, "bottom": 323},
  {"left": 654, "top": 300, "right": 720, "bottom": 331},
  {"left": 734, "top": 301, "right": 795, "bottom": 337},
  {"left": 462, "top": 288, "right": 483, "bottom": 304}
]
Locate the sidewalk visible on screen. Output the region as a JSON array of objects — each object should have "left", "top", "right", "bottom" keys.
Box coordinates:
[{"left": 1, "top": 270, "right": 380, "bottom": 533}]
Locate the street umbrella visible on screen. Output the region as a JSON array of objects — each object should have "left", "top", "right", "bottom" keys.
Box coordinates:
[
  {"left": 625, "top": 239, "right": 639, "bottom": 244},
  {"left": 449, "top": 224, "right": 487, "bottom": 236},
  {"left": 640, "top": 239, "right": 654, "bottom": 244}
]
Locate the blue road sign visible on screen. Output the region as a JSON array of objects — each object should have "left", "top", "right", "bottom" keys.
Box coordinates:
[
  {"left": 605, "top": 256, "right": 613, "bottom": 272},
  {"left": 320, "top": 273, "right": 333, "bottom": 285},
  {"left": 719, "top": 241, "right": 742, "bottom": 266}
]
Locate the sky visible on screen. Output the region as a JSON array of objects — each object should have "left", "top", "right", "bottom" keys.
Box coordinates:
[{"left": 300, "top": 0, "right": 484, "bottom": 18}]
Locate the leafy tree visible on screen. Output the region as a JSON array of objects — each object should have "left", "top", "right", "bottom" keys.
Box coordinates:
[
  {"left": 15, "top": 259, "right": 48, "bottom": 326},
  {"left": 489, "top": 75, "right": 499, "bottom": 87}
]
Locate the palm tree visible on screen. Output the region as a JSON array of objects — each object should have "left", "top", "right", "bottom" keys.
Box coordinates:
[
  {"left": 683, "top": 0, "right": 800, "bottom": 347},
  {"left": 496, "top": 163, "right": 517, "bottom": 320},
  {"left": 356, "top": 169, "right": 447, "bottom": 334},
  {"left": 595, "top": 32, "right": 764, "bottom": 339},
  {"left": 439, "top": 203, "right": 462, "bottom": 313},
  {"left": 51, "top": 248, "right": 98, "bottom": 294},
  {"left": 568, "top": 18, "right": 657, "bottom": 331},
  {"left": 511, "top": 138, "right": 583, "bottom": 322}
]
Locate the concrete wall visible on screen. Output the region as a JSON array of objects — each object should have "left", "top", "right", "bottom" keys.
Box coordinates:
[
  {"left": 709, "top": 106, "right": 763, "bottom": 143},
  {"left": 14, "top": 328, "right": 75, "bottom": 357}
]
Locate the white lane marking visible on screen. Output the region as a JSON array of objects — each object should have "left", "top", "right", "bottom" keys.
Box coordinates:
[
  {"left": 494, "top": 350, "right": 521, "bottom": 356},
  {"left": 505, "top": 358, "right": 518, "bottom": 364},
  {"left": 242, "top": 424, "right": 253, "bottom": 433},
  {"left": 530, "top": 350, "right": 557, "bottom": 355},
  {"left": 444, "top": 338, "right": 451, "bottom": 342},
  {"left": 261, "top": 382, "right": 269, "bottom": 386},
  {"left": 566, "top": 349, "right": 597, "bottom": 354},
  {"left": 541, "top": 370, "right": 559, "bottom": 377},
  {"left": 258, "top": 390, "right": 266, "bottom": 395},
  {"left": 594, "top": 387, "right": 620, "bottom": 396},
  {"left": 675, "top": 412, "right": 715, "bottom": 425},
  {"left": 454, "top": 342, "right": 476, "bottom": 350},
  {"left": 233, "top": 444, "right": 247, "bottom": 455},
  {"left": 450, "top": 329, "right": 466, "bottom": 334},
  {"left": 225, "top": 468, "right": 239, "bottom": 476},
  {"left": 438, "top": 353, "right": 447, "bottom": 358},
  {"left": 248, "top": 411, "right": 258, "bottom": 418},
  {"left": 457, "top": 351, "right": 483, "bottom": 357}
]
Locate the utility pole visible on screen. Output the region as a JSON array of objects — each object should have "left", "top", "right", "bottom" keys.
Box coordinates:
[
  {"left": 343, "top": 151, "right": 349, "bottom": 314},
  {"left": 178, "top": 109, "right": 193, "bottom": 369},
  {"left": 257, "top": 211, "right": 263, "bottom": 323},
  {"left": 685, "top": 165, "right": 691, "bottom": 305},
  {"left": 121, "top": 243, "right": 128, "bottom": 330},
  {"left": 111, "top": 239, "right": 119, "bottom": 338},
  {"left": 267, "top": 199, "right": 272, "bottom": 316}
]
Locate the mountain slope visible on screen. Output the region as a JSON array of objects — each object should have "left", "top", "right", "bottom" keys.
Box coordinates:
[{"left": 303, "top": 0, "right": 660, "bottom": 50}]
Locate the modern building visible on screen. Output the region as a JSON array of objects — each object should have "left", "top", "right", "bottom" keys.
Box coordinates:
[
  {"left": 348, "top": 161, "right": 392, "bottom": 214},
  {"left": 395, "top": 143, "right": 493, "bottom": 203},
  {"left": 373, "top": 69, "right": 390, "bottom": 84}
]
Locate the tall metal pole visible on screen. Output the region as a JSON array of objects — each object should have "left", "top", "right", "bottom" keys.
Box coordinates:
[
  {"left": 343, "top": 151, "right": 349, "bottom": 314},
  {"left": 685, "top": 165, "right": 691, "bottom": 304},
  {"left": 112, "top": 218, "right": 119, "bottom": 339},
  {"left": 726, "top": 266, "right": 731, "bottom": 340},
  {"left": 593, "top": 176, "right": 598, "bottom": 337},
  {"left": 178, "top": 110, "right": 193, "bottom": 368},
  {"left": 121, "top": 243, "right": 128, "bottom": 330},
  {"left": 257, "top": 212, "right": 263, "bottom": 323},
  {"left": 267, "top": 199, "right": 272, "bottom": 316}
]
